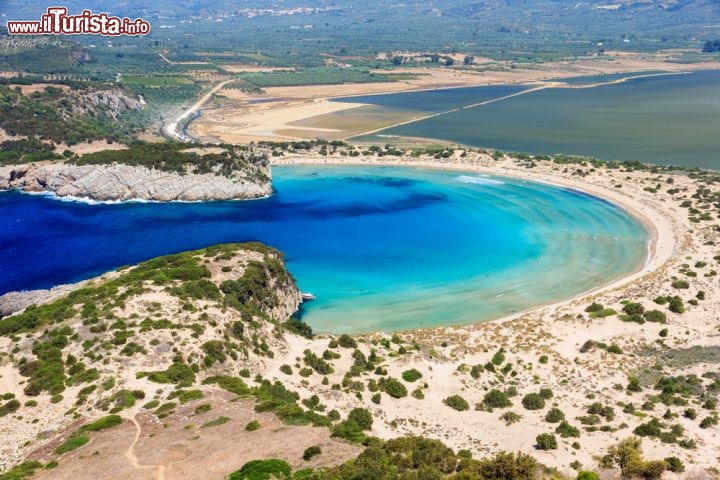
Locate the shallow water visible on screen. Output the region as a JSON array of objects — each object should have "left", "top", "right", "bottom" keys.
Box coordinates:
[
  {"left": 0, "top": 166, "right": 648, "bottom": 333},
  {"left": 351, "top": 71, "right": 720, "bottom": 169}
]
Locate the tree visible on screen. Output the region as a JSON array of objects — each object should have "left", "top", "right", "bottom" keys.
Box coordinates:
[
  {"left": 602, "top": 437, "right": 667, "bottom": 480},
  {"left": 463, "top": 55, "right": 475, "bottom": 65}
]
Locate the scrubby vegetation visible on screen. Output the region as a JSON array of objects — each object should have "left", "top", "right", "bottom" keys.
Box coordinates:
[
  {"left": 74, "top": 142, "right": 269, "bottom": 179},
  {"left": 0, "top": 83, "right": 145, "bottom": 145},
  {"left": 230, "top": 436, "right": 540, "bottom": 479}
]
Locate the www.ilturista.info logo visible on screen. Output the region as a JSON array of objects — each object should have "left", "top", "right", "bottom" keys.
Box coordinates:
[{"left": 7, "top": 7, "right": 151, "bottom": 36}]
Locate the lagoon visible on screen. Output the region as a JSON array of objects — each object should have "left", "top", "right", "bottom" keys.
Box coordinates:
[
  {"left": 351, "top": 71, "right": 720, "bottom": 169},
  {"left": 0, "top": 166, "right": 648, "bottom": 333}
]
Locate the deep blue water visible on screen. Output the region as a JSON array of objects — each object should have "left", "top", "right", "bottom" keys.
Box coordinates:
[{"left": 0, "top": 166, "right": 648, "bottom": 333}]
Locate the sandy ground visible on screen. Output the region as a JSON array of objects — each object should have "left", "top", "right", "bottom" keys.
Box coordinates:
[
  {"left": 8, "top": 83, "right": 71, "bottom": 95},
  {"left": 30, "top": 392, "right": 362, "bottom": 480},
  {"left": 53, "top": 140, "right": 128, "bottom": 155}
]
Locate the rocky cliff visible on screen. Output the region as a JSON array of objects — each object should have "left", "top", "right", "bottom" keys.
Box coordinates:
[{"left": 0, "top": 160, "right": 272, "bottom": 201}]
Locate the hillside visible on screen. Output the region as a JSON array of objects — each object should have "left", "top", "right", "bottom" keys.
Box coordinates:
[{"left": 0, "top": 83, "right": 146, "bottom": 146}]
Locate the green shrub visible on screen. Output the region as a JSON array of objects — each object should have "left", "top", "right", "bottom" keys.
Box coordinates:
[
  {"left": 491, "top": 350, "right": 506, "bottom": 366},
  {"left": 348, "top": 408, "right": 373, "bottom": 430},
  {"left": 664, "top": 456, "right": 684, "bottom": 473},
  {"left": 280, "top": 364, "right": 293, "bottom": 375},
  {"left": 55, "top": 435, "right": 89, "bottom": 454},
  {"left": 671, "top": 280, "right": 689, "bottom": 289},
  {"left": 378, "top": 377, "right": 407, "bottom": 398},
  {"left": 402, "top": 369, "right": 422, "bottom": 382},
  {"left": 202, "top": 416, "right": 230, "bottom": 428},
  {"left": 589, "top": 308, "right": 617, "bottom": 318},
  {"left": 555, "top": 421, "right": 580, "bottom": 438},
  {"left": 332, "top": 420, "right": 365, "bottom": 443},
  {"left": 500, "top": 411, "right": 522, "bottom": 425},
  {"left": 644, "top": 310, "right": 667, "bottom": 323},
  {"left": 337, "top": 334, "right": 357, "bottom": 349},
  {"left": 245, "top": 420, "right": 260, "bottom": 431},
  {"left": 700, "top": 415, "right": 718, "bottom": 428},
  {"left": 194, "top": 404, "right": 212, "bottom": 415},
  {"left": 622, "top": 303, "right": 645, "bottom": 315},
  {"left": 538, "top": 388, "right": 553, "bottom": 399},
  {"left": 0, "top": 399, "right": 21, "bottom": 417},
  {"left": 283, "top": 318, "right": 313, "bottom": 339},
  {"left": 545, "top": 407, "right": 565, "bottom": 423},
  {"left": 483, "top": 389, "right": 512, "bottom": 409},
  {"left": 576, "top": 471, "right": 599, "bottom": 480},
  {"left": 538, "top": 355, "right": 548, "bottom": 364},
  {"left": 79, "top": 415, "right": 123, "bottom": 432},
  {"left": 0, "top": 461, "right": 43, "bottom": 480},
  {"left": 140, "top": 362, "right": 196, "bottom": 387},
  {"left": 535, "top": 433, "right": 557, "bottom": 450},
  {"left": 444, "top": 395, "right": 470, "bottom": 411},
  {"left": 302, "top": 445, "right": 322, "bottom": 461},
  {"left": 585, "top": 303, "right": 603, "bottom": 312},
  {"left": 228, "top": 459, "right": 292, "bottom": 480},
  {"left": 470, "top": 364, "right": 484, "bottom": 378},
  {"left": 202, "top": 375, "right": 250, "bottom": 396},
  {"left": 522, "top": 393, "right": 545, "bottom": 410},
  {"left": 668, "top": 296, "right": 685, "bottom": 313}
]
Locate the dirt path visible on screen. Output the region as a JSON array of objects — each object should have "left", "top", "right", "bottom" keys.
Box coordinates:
[
  {"left": 163, "top": 80, "right": 232, "bottom": 142},
  {"left": 125, "top": 415, "right": 166, "bottom": 480}
]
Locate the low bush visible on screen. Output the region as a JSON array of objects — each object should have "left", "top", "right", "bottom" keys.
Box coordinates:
[
  {"left": 535, "top": 433, "right": 557, "bottom": 450},
  {"left": 522, "top": 393, "right": 545, "bottom": 410},
  {"left": 401, "top": 369, "right": 422, "bottom": 382},
  {"left": 303, "top": 445, "right": 322, "bottom": 461},
  {"left": 444, "top": 395, "right": 470, "bottom": 411},
  {"left": 483, "top": 389, "right": 512, "bottom": 409},
  {"left": 228, "top": 459, "right": 292, "bottom": 480}
]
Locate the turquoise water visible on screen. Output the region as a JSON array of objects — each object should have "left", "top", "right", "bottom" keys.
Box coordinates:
[
  {"left": 351, "top": 71, "right": 720, "bottom": 169},
  {"left": 0, "top": 166, "right": 648, "bottom": 333}
]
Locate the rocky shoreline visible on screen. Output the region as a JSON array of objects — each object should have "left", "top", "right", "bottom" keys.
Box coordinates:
[{"left": 0, "top": 161, "right": 272, "bottom": 202}]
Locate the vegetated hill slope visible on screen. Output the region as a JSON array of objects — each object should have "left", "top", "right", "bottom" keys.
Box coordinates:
[
  {"left": 0, "top": 83, "right": 146, "bottom": 145},
  {"left": 0, "top": 243, "right": 304, "bottom": 468}
]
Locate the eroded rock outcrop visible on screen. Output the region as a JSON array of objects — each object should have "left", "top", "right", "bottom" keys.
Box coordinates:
[{"left": 0, "top": 161, "right": 272, "bottom": 201}]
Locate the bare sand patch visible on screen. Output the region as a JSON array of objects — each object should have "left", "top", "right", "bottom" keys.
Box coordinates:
[
  {"left": 8, "top": 83, "right": 71, "bottom": 95},
  {"left": 54, "top": 141, "right": 128, "bottom": 155}
]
